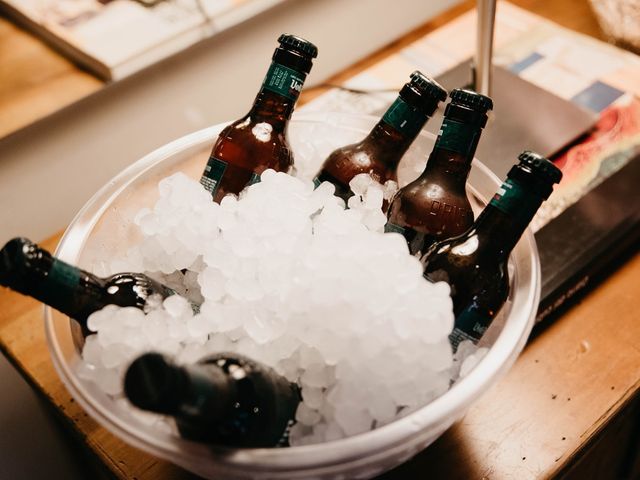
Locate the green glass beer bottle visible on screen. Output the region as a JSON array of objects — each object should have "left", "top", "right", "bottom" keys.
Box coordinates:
[
  {"left": 313, "top": 71, "right": 447, "bottom": 205},
  {"left": 124, "top": 351, "right": 300, "bottom": 447},
  {"left": 200, "top": 34, "right": 318, "bottom": 203},
  {"left": 386, "top": 89, "right": 493, "bottom": 256},
  {"left": 0, "top": 238, "right": 176, "bottom": 336},
  {"left": 422, "top": 151, "right": 562, "bottom": 349}
]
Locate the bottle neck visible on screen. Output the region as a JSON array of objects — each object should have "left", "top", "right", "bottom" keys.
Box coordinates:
[
  {"left": 364, "top": 95, "right": 431, "bottom": 168},
  {"left": 473, "top": 177, "right": 545, "bottom": 261},
  {"left": 0, "top": 241, "right": 102, "bottom": 325},
  {"left": 124, "top": 353, "right": 233, "bottom": 418},
  {"left": 421, "top": 116, "right": 484, "bottom": 181},
  {"left": 127, "top": 353, "right": 243, "bottom": 426},
  {"left": 248, "top": 60, "right": 307, "bottom": 126}
]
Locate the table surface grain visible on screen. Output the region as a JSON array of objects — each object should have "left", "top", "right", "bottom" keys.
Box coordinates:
[{"left": 2, "top": 1, "right": 639, "bottom": 479}]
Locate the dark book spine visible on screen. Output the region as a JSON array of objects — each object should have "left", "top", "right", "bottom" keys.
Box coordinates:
[
  {"left": 534, "top": 156, "right": 640, "bottom": 328},
  {"left": 536, "top": 221, "right": 640, "bottom": 324}
]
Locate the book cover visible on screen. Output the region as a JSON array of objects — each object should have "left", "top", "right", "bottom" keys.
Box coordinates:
[
  {"left": 0, "top": 0, "right": 286, "bottom": 80},
  {"left": 535, "top": 97, "right": 640, "bottom": 322}
]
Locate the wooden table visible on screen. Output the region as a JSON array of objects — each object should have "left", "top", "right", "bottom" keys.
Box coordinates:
[
  {"left": 1, "top": 1, "right": 639, "bottom": 479},
  {"left": 0, "top": 16, "right": 101, "bottom": 140}
]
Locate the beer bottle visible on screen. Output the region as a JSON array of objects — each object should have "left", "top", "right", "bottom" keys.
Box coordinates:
[
  {"left": 422, "top": 151, "right": 562, "bottom": 349},
  {"left": 0, "top": 238, "right": 177, "bottom": 336},
  {"left": 313, "top": 71, "right": 447, "bottom": 204},
  {"left": 124, "top": 351, "right": 300, "bottom": 447},
  {"left": 200, "top": 34, "right": 318, "bottom": 203},
  {"left": 386, "top": 89, "right": 493, "bottom": 256}
]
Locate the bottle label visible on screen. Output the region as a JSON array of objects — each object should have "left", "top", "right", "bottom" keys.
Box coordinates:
[
  {"left": 386, "top": 221, "right": 440, "bottom": 257},
  {"left": 314, "top": 170, "right": 352, "bottom": 202},
  {"left": 381, "top": 97, "right": 429, "bottom": 138},
  {"left": 200, "top": 156, "right": 259, "bottom": 199},
  {"left": 384, "top": 222, "right": 406, "bottom": 235},
  {"left": 262, "top": 62, "right": 306, "bottom": 101},
  {"left": 434, "top": 119, "right": 480, "bottom": 158},
  {"left": 489, "top": 178, "right": 539, "bottom": 225},
  {"left": 200, "top": 156, "right": 227, "bottom": 198},
  {"left": 45, "top": 259, "right": 81, "bottom": 305},
  {"left": 449, "top": 305, "right": 487, "bottom": 349},
  {"left": 247, "top": 172, "right": 261, "bottom": 186}
]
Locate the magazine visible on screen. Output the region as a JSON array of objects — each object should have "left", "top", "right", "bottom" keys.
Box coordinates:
[{"left": 1, "top": 0, "right": 286, "bottom": 80}]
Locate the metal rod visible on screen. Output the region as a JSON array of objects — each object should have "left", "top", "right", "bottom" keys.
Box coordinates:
[{"left": 474, "top": 0, "right": 497, "bottom": 96}]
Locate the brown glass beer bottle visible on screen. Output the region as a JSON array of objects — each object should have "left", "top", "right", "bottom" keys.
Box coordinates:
[
  {"left": 422, "top": 151, "right": 562, "bottom": 349},
  {"left": 200, "top": 34, "right": 318, "bottom": 203},
  {"left": 124, "top": 351, "right": 300, "bottom": 447},
  {"left": 313, "top": 71, "right": 447, "bottom": 204},
  {"left": 385, "top": 89, "right": 493, "bottom": 256},
  {"left": 0, "top": 237, "right": 179, "bottom": 337}
]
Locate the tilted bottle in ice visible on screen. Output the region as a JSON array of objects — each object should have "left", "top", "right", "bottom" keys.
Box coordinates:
[
  {"left": 124, "top": 351, "right": 300, "bottom": 447},
  {"left": 386, "top": 89, "right": 493, "bottom": 256},
  {"left": 313, "top": 71, "right": 447, "bottom": 206},
  {"left": 0, "top": 238, "right": 179, "bottom": 336},
  {"left": 422, "top": 151, "right": 562, "bottom": 349},
  {"left": 200, "top": 34, "right": 318, "bottom": 203}
]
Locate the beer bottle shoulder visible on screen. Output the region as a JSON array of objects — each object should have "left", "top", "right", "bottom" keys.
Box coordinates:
[
  {"left": 424, "top": 235, "right": 510, "bottom": 314},
  {"left": 204, "top": 354, "right": 299, "bottom": 447},
  {"left": 102, "top": 272, "right": 172, "bottom": 310},
  {"left": 217, "top": 115, "right": 288, "bottom": 143},
  {"left": 212, "top": 117, "right": 293, "bottom": 173},
  {"left": 389, "top": 178, "right": 473, "bottom": 230},
  {"left": 320, "top": 142, "right": 395, "bottom": 185}
]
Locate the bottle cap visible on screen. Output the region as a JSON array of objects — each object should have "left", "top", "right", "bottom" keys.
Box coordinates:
[
  {"left": 278, "top": 34, "right": 318, "bottom": 59},
  {"left": 409, "top": 71, "right": 447, "bottom": 102},
  {"left": 400, "top": 71, "right": 447, "bottom": 115},
  {"left": 508, "top": 150, "right": 563, "bottom": 199},
  {"left": 0, "top": 238, "right": 21, "bottom": 284},
  {"left": 450, "top": 88, "right": 494, "bottom": 113},
  {"left": 517, "top": 150, "right": 563, "bottom": 184},
  {"left": 0, "top": 238, "right": 38, "bottom": 287}
]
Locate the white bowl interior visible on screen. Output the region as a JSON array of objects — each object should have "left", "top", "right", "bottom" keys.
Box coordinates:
[{"left": 44, "top": 112, "right": 540, "bottom": 480}]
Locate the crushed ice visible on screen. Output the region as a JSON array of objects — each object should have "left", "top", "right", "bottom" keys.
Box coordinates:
[{"left": 78, "top": 170, "right": 484, "bottom": 445}]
